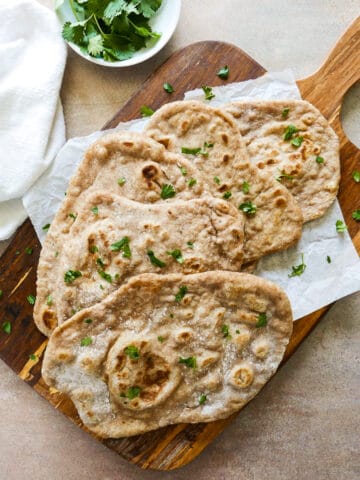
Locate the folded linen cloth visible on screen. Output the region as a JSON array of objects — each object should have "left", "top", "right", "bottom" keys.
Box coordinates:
[{"left": 0, "top": 0, "right": 66, "bottom": 240}]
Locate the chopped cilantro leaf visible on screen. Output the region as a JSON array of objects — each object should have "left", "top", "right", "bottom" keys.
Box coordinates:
[
  {"left": 181, "top": 147, "right": 201, "bottom": 155},
  {"left": 26, "top": 294, "right": 36, "bottom": 305},
  {"left": 283, "top": 124, "right": 298, "bottom": 141},
  {"left": 29, "top": 354, "right": 37, "bottom": 361},
  {"left": 352, "top": 170, "right": 360, "bottom": 183},
  {"left": 42, "top": 223, "right": 50, "bottom": 231},
  {"left": 140, "top": 105, "right": 154, "bottom": 117},
  {"left": 288, "top": 253, "right": 306, "bottom": 277},
  {"left": 199, "top": 394, "right": 207, "bottom": 405},
  {"left": 276, "top": 170, "right": 294, "bottom": 181},
  {"left": 326, "top": 255, "right": 331, "bottom": 264},
  {"left": 235, "top": 329, "right": 240, "bottom": 334},
  {"left": 256, "top": 313, "right": 267, "bottom": 328},
  {"left": 96, "top": 257, "right": 105, "bottom": 269},
  {"left": 163, "top": 82, "right": 174, "bottom": 93},
  {"left": 124, "top": 345, "right": 140, "bottom": 359},
  {"left": 157, "top": 336, "right": 165, "bottom": 343},
  {"left": 175, "top": 285, "right": 188, "bottom": 302},
  {"left": 179, "top": 165, "right": 187, "bottom": 176},
  {"left": 179, "top": 356, "right": 197, "bottom": 368},
  {"left": 111, "top": 237, "right": 131, "bottom": 258},
  {"left": 84, "top": 318, "right": 93, "bottom": 324},
  {"left": 64, "top": 270, "right": 82, "bottom": 284},
  {"left": 80, "top": 337, "right": 93, "bottom": 347},
  {"left": 91, "top": 206, "right": 99, "bottom": 215},
  {"left": 147, "top": 250, "right": 166, "bottom": 268},
  {"left": 161, "top": 184, "right": 176, "bottom": 199},
  {"left": 118, "top": 177, "right": 126, "bottom": 186},
  {"left": 214, "top": 176, "right": 221, "bottom": 185},
  {"left": 223, "top": 191, "right": 232, "bottom": 199},
  {"left": 2, "top": 321, "right": 11, "bottom": 335},
  {"left": 89, "top": 245, "right": 99, "bottom": 254},
  {"left": 188, "top": 178, "right": 197, "bottom": 187},
  {"left": 187, "top": 241, "right": 194, "bottom": 249},
  {"left": 316, "top": 156, "right": 325, "bottom": 164},
  {"left": 68, "top": 212, "right": 77, "bottom": 220},
  {"left": 126, "top": 386, "right": 141, "bottom": 399},
  {"left": 242, "top": 181, "right": 250, "bottom": 194},
  {"left": 98, "top": 270, "right": 112, "bottom": 283},
  {"left": 282, "top": 107, "right": 290, "bottom": 118},
  {"left": 336, "top": 220, "right": 347, "bottom": 232},
  {"left": 221, "top": 324, "right": 231, "bottom": 339},
  {"left": 25, "top": 247, "right": 33, "bottom": 255},
  {"left": 202, "top": 85, "right": 215, "bottom": 100},
  {"left": 291, "top": 136, "right": 304, "bottom": 148},
  {"left": 352, "top": 210, "right": 360, "bottom": 221},
  {"left": 217, "top": 65, "right": 229, "bottom": 79},
  {"left": 239, "top": 201, "right": 257, "bottom": 215},
  {"left": 46, "top": 295, "right": 53, "bottom": 306},
  {"left": 167, "top": 249, "right": 184, "bottom": 264}
]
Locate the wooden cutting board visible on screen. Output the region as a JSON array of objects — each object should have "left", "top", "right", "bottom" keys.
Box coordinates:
[{"left": 0, "top": 17, "right": 359, "bottom": 471}]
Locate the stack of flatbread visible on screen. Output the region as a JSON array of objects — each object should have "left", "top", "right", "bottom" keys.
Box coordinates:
[{"left": 36, "top": 99, "right": 339, "bottom": 438}]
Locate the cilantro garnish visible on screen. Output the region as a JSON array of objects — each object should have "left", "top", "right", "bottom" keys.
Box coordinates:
[
  {"left": 167, "top": 249, "right": 184, "bottom": 264},
  {"left": 91, "top": 206, "right": 98, "bottom": 215},
  {"left": 64, "top": 270, "right": 82, "bottom": 284},
  {"left": 147, "top": 250, "right": 166, "bottom": 268},
  {"left": 336, "top": 220, "right": 347, "bottom": 232},
  {"left": 118, "top": 177, "right": 126, "bottom": 186},
  {"left": 291, "top": 136, "right": 304, "bottom": 148},
  {"left": 276, "top": 170, "right": 294, "bottom": 181},
  {"left": 202, "top": 85, "right": 215, "bottom": 100},
  {"left": 352, "top": 210, "right": 360, "bottom": 221},
  {"left": 239, "top": 201, "right": 257, "bottom": 215},
  {"left": 68, "top": 212, "right": 77, "bottom": 220},
  {"left": 60, "top": 0, "right": 162, "bottom": 63},
  {"left": 316, "top": 156, "right": 325, "bottom": 164},
  {"left": 140, "top": 105, "right": 154, "bottom": 117},
  {"left": 29, "top": 354, "right": 37, "bottom": 361},
  {"left": 42, "top": 223, "right": 50, "bottom": 231},
  {"left": 221, "top": 324, "right": 231, "bottom": 339},
  {"left": 288, "top": 253, "right": 306, "bottom": 278},
  {"left": 46, "top": 295, "right": 53, "bottom": 306},
  {"left": 223, "top": 191, "right": 232, "bottom": 199},
  {"left": 98, "top": 270, "right": 112, "bottom": 283},
  {"left": 84, "top": 318, "right": 93, "bottom": 324},
  {"left": 80, "top": 337, "right": 93, "bottom": 347},
  {"left": 217, "top": 65, "right": 229, "bottom": 79},
  {"left": 89, "top": 245, "right": 99, "bottom": 253},
  {"left": 27, "top": 295, "right": 36, "bottom": 305},
  {"left": 179, "top": 356, "right": 197, "bottom": 368},
  {"left": 187, "top": 241, "right": 194, "bottom": 249},
  {"left": 188, "top": 178, "right": 197, "bottom": 187},
  {"left": 326, "top": 255, "right": 331, "bottom": 264},
  {"left": 352, "top": 171, "right": 360, "bottom": 183},
  {"left": 214, "top": 176, "right": 221, "bottom": 185},
  {"left": 242, "top": 181, "right": 250, "bottom": 193},
  {"left": 163, "top": 82, "right": 174, "bottom": 93},
  {"left": 181, "top": 147, "right": 201, "bottom": 155},
  {"left": 25, "top": 247, "right": 33, "bottom": 255},
  {"left": 282, "top": 107, "right": 290, "bottom": 118},
  {"left": 124, "top": 345, "right": 140, "bottom": 359},
  {"left": 126, "top": 386, "right": 141, "bottom": 399},
  {"left": 2, "top": 321, "right": 11, "bottom": 335},
  {"left": 160, "top": 184, "right": 176, "bottom": 199},
  {"left": 199, "top": 394, "right": 207, "bottom": 405},
  {"left": 111, "top": 237, "right": 131, "bottom": 258},
  {"left": 256, "top": 313, "right": 267, "bottom": 328},
  {"left": 96, "top": 257, "right": 105, "bottom": 269},
  {"left": 179, "top": 165, "right": 187, "bottom": 176},
  {"left": 157, "top": 336, "right": 165, "bottom": 343},
  {"left": 175, "top": 285, "right": 188, "bottom": 302},
  {"left": 283, "top": 124, "right": 298, "bottom": 141}
]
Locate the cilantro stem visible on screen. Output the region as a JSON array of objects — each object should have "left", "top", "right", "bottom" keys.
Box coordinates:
[
  {"left": 93, "top": 14, "right": 105, "bottom": 36},
  {"left": 69, "top": 0, "right": 80, "bottom": 22}
]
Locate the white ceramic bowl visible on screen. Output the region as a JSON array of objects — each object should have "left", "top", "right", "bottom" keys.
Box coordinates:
[{"left": 55, "top": 0, "right": 181, "bottom": 67}]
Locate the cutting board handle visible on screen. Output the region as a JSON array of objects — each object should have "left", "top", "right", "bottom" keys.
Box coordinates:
[{"left": 298, "top": 16, "right": 360, "bottom": 119}]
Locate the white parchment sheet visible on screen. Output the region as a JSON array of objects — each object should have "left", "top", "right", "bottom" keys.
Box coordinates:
[{"left": 23, "top": 70, "right": 360, "bottom": 320}]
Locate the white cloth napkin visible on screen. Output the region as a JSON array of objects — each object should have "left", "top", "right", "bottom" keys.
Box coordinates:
[{"left": 0, "top": 0, "right": 66, "bottom": 240}]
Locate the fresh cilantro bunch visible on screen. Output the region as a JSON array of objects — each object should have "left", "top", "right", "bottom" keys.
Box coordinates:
[{"left": 59, "top": 0, "right": 163, "bottom": 62}]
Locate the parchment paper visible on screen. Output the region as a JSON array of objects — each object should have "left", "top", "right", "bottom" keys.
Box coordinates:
[{"left": 23, "top": 70, "right": 360, "bottom": 320}]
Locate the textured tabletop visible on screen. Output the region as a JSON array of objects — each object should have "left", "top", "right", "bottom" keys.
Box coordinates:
[{"left": 1, "top": 1, "right": 359, "bottom": 479}]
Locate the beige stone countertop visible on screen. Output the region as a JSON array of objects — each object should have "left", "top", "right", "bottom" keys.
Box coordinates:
[{"left": 0, "top": 1, "right": 359, "bottom": 479}]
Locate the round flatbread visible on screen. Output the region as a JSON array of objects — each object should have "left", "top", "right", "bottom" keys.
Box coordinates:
[
  {"left": 42, "top": 271, "right": 293, "bottom": 438},
  {"left": 223, "top": 100, "right": 340, "bottom": 221}
]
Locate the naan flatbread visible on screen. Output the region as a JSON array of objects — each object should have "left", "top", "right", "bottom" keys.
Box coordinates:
[
  {"left": 35, "top": 132, "right": 207, "bottom": 336},
  {"left": 223, "top": 100, "right": 340, "bottom": 221},
  {"left": 42, "top": 271, "right": 293, "bottom": 438},
  {"left": 145, "top": 100, "right": 303, "bottom": 263},
  {"left": 40, "top": 193, "right": 244, "bottom": 332}
]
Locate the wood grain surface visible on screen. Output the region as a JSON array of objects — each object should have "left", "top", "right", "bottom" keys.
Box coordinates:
[{"left": 0, "top": 17, "right": 359, "bottom": 471}]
